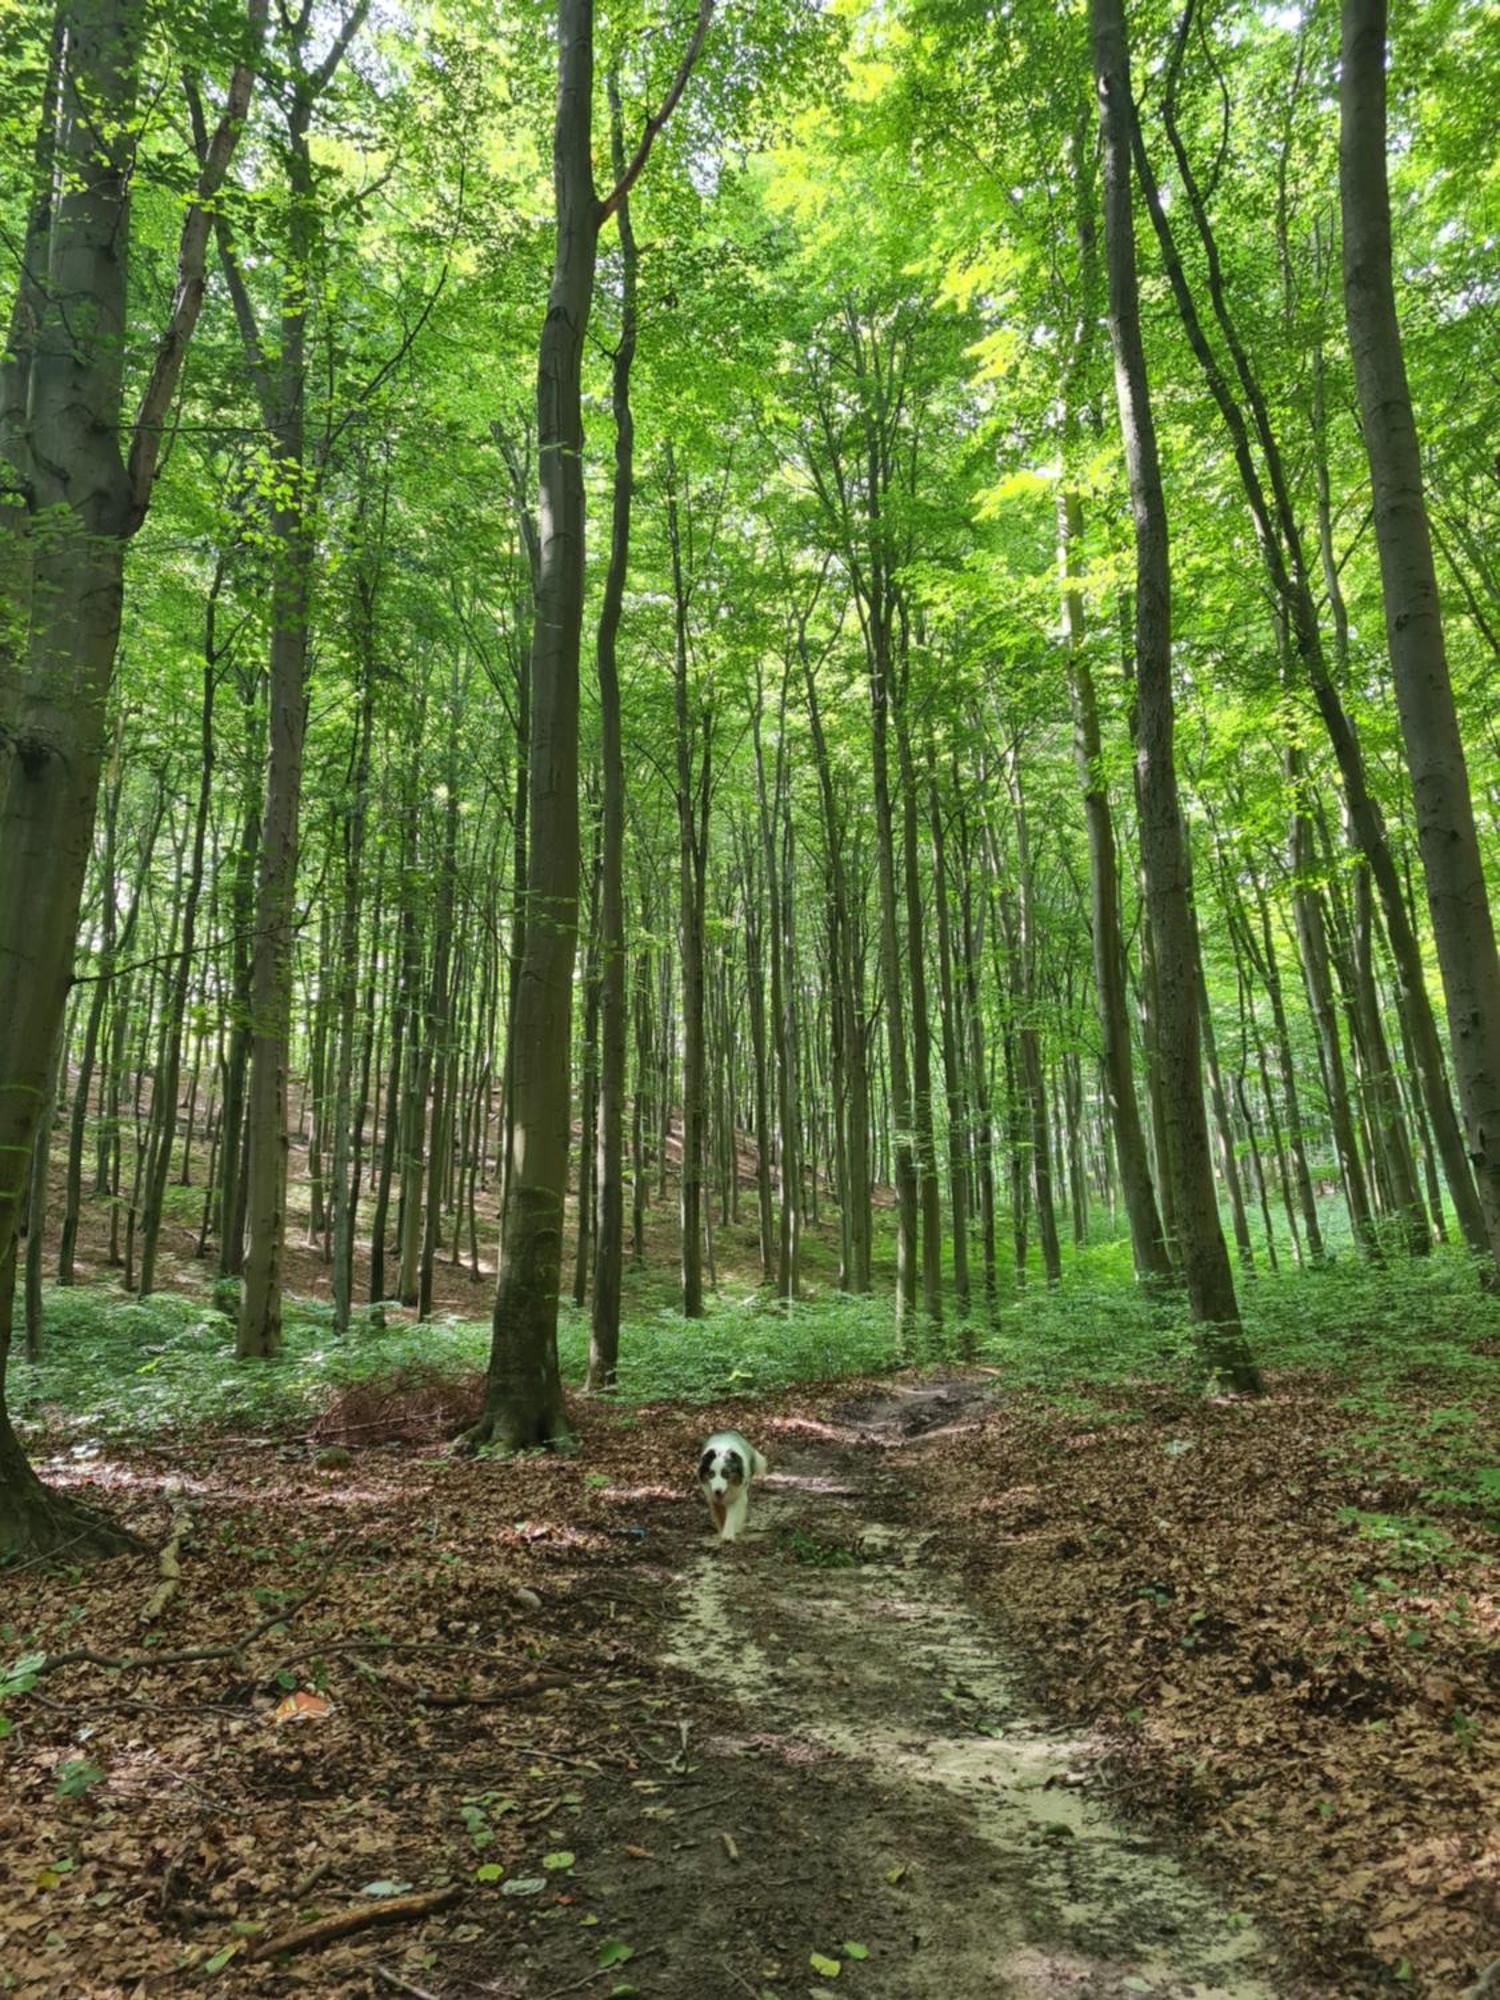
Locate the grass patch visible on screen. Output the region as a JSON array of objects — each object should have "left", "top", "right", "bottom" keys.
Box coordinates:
[{"left": 15, "top": 1240, "right": 1500, "bottom": 1528}]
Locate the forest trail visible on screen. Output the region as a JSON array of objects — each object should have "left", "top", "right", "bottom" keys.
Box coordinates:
[{"left": 588, "top": 1378, "right": 1287, "bottom": 2000}]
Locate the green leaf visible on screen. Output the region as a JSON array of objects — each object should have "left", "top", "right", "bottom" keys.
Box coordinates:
[
  {"left": 843, "top": 1941, "right": 869, "bottom": 1959},
  {"left": 474, "top": 1863, "right": 505, "bottom": 1883},
  {"left": 543, "top": 1850, "right": 576, "bottom": 1871},
  {"left": 598, "top": 1940, "right": 635, "bottom": 1968},
  {"left": 203, "top": 1944, "right": 239, "bottom": 1974},
  {"left": 810, "top": 1953, "right": 842, "bottom": 1977},
  {"left": 361, "top": 1879, "right": 413, "bottom": 1898}
]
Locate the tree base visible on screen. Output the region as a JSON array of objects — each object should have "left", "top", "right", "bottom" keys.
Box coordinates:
[
  {"left": 455, "top": 1400, "right": 576, "bottom": 1457},
  {"left": 1, "top": 1423, "right": 142, "bottom": 1564}
]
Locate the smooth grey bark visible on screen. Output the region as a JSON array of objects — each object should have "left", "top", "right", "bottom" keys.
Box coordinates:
[
  {"left": 470, "top": 0, "right": 712, "bottom": 1445},
  {"left": 586, "top": 71, "right": 638, "bottom": 1389},
  {"left": 1060, "top": 488, "right": 1171, "bottom": 1285},
  {"left": 219, "top": 3, "right": 368, "bottom": 1358},
  {"left": 1340, "top": 0, "right": 1500, "bottom": 1271},
  {"left": 1092, "top": 0, "right": 1261, "bottom": 1391},
  {"left": 0, "top": 0, "right": 262, "bottom": 1555}
]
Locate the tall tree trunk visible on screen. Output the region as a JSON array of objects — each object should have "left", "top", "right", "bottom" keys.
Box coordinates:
[
  {"left": 331, "top": 555, "right": 378, "bottom": 1331},
  {"left": 1060, "top": 488, "right": 1171, "bottom": 1284},
  {"left": 587, "top": 70, "right": 637, "bottom": 1388},
  {"left": 140, "top": 627, "right": 218, "bottom": 1296},
  {"left": 1340, "top": 0, "right": 1500, "bottom": 1271},
  {"left": 470, "top": 0, "right": 709, "bottom": 1440},
  {"left": 1092, "top": 0, "right": 1260, "bottom": 1391},
  {"left": 927, "top": 750, "right": 971, "bottom": 1316},
  {"left": 896, "top": 692, "right": 943, "bottom": 1319},
  {"left": 0, "top": 0, "right": 261, "bottom": 1554},
  {"left": 667, "top": 452, "right": 710, "bottom": 1321}
]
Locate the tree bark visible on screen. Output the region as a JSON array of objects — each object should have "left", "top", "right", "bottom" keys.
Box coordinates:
[
  {"left": 586, "top": 70, "right": 638, "bottom": 1388},
  {"left": 1340, "top": 0, "right": 1500, "bottom": 1269},
  {"left": 1092, "top": 0, "right": 1260, "bottom": 1390},
  {"left": 0, "top": 0, "right": 261, "bottom": 1554}
]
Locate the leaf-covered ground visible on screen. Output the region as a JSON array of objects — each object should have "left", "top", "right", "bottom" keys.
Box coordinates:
[
  {"left": 4, "top": 1355, "right": 1498, "bottom": 1998},
  {"left": 898, "top": 1375, "right": 1500, "bottom": 1996}
]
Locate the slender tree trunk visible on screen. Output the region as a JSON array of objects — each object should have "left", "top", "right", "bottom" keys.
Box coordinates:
[
  {"left": 140, "top": 637, "right": 217, "bottom": 1296},
  {"left": 667, "top": 457, "right": 710, "bottom": 1320},
  {"left": 1061, "top": 489, "right": 1171, "bottom": 1284},
  {"left": 331, "top": 560, "right": 378, "bottom": 1331},
  {"left": 1093, "top": 0, "right": 1260, "bottom": 1390},
  {"left": 927, "top": 750, "right": 970, "bottom": 1316},
  {"left": 587, "top": 71, "right": 637, "bottom": 1387},
  {"left": 896, "top": 693, "right": 943, "bottom": 1318},
  {"left": 1340, "top": 0, "right": 1500, "bottom": 1272},
  {"left": 473, "top": 0, "right": 712, "bottom": 1439}
]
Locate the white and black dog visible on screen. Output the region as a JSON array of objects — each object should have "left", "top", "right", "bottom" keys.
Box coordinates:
[{"left": 697, "top": 1431, "right": 769, "bottom": 1542}]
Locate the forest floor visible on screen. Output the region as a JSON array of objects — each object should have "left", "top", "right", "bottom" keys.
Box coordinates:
[{"left": 4, "top": 1351, "right": 1499, "bottom": 2000}]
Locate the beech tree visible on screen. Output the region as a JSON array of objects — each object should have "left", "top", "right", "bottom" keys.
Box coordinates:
[{"left": 0, "top": 0, "right": 264, "bottom": 1556}]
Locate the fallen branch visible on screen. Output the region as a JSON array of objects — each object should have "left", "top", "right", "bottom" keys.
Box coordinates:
[
  {"left": 374, "top": 1965, "right": 442, "bottom": 1999},
  {"left": 249, "top": 1886, "right": 462, "bottom": 1963},
  {"left": 140, "top": 1504, "right": 190, "bottom": 1625},
  {"left": 35, "top": 1541, "right": 345, "bottom": 1681}
]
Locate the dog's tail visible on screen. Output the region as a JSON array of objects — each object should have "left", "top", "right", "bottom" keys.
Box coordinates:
[{"left": 750, "top": 1447, "right": 769, "bottom": 1479}]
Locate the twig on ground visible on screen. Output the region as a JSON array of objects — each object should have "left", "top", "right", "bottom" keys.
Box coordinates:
[
  {"left": 374, "top": 1966, "right": 443, "bottom": 1999},
  {"left": 34, "top": 1540, "right": 347, "bottom": 1681},
  {"left": 140, "top": 1503, "right": 190, "bottom": 1625},
  {"left": 248, "top": 1885, "right": 462, "bottom": 1962}
]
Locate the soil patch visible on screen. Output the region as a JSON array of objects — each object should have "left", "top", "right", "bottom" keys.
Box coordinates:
[{"left": 892, "top": 1375, "right": 1500, "bottom": 1997}]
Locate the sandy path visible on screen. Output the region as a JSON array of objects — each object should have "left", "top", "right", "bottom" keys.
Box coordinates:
[{"left": 658, "top": 1379, "right": 1288, "bottom": 2000}]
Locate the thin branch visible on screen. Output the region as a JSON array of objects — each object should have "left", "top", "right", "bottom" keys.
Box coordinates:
[
  {"left": 596, "top": 0, "right": 714, "bottom": 228},
  {"left": 126, "top": 0, "right": 270, "bottom": 522}
]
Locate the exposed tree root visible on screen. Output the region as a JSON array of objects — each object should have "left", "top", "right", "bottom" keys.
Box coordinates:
[{"left": 248, "top": 1886, "right": 462, "bottom": 1962}]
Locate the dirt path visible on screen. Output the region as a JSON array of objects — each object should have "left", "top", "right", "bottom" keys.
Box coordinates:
[{"left": 509, "top": 1379, "right": 1291, "bottom": 2000}]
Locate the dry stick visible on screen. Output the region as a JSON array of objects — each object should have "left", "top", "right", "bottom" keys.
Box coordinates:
[
  {"left": 34, "top": 1541, "right": 346, "bottom": 1680},
  {"left": 140, "top": 1503, "right": 190, "bottom": 1625},
  {"left": 373, "top": 1967, "right": 443, "bottom": 2000},
  {"left": 248, "top": 1886, "right": 462, "bottom": 1963}
]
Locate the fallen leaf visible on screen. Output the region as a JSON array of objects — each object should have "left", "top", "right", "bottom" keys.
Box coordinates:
[{"left": 271, "top": 1691, "right": 332, "bottom": 1726}]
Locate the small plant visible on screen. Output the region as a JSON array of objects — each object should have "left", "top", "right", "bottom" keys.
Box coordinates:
[
  {"left": 56, "top": 1757, "right": 104, "bottom": 1800},
  {"left": 785, "top": 1527, "right": 858, "bottom": 1568},
  {"left": 0, "top": 1649, "right": 45, "bottom": 1740}
]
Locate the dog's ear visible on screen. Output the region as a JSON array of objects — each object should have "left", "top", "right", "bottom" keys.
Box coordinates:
[{"left": 697, "top": 1448, "right": 715, "bottom": 1481}]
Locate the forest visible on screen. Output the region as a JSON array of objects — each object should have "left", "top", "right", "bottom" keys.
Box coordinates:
[{"left": 3, "top": 0, "right": 1500, "bottom": 1990}]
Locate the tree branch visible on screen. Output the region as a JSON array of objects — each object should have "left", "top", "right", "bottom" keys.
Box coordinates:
[
  {"left": 125, "top": 0, "right": 270, "bottom": 523},
  {"left": 596, "top": 0, "right": 715, "bottom": 229}
]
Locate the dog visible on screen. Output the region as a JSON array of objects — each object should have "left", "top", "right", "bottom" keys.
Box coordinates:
[{"left": 697, "top": 1430, "right": 768, "bottom": 1542}]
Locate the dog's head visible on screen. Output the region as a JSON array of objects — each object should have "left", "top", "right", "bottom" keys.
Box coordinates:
[{"left": 698, "top": 1442, "right": 747, "bottom": 1502}]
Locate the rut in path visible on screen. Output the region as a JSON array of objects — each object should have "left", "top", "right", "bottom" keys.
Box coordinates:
[{"left": 665, "top": 1379, "right": 1286, "bottom": 2000}]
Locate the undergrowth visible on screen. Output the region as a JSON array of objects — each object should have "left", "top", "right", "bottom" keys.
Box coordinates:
[{"left": 14, "top": 1244, "right": 1500, "bottom": 1518}]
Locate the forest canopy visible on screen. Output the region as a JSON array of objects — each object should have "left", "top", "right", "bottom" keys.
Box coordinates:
[{"left": 5, "top": 0, "right": 1500, "bottom": 1990}]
